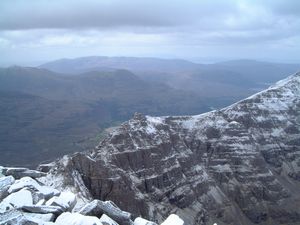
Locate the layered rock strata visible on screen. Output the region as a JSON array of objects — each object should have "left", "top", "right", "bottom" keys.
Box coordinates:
[{"left": 42, "top": 72, "right": 300, "bottom": 224}]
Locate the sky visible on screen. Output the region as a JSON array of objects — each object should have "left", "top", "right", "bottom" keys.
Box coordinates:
[{"left": 0, "top": 0, "right": 300, "bottom": 66}]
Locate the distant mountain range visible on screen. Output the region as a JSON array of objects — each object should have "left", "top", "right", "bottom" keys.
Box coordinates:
[
  {"left": 40, "top": 57, "right": 300, "bottom": 97},
  {"left": 1, "top": 57, "right": 299, "bottom": 167}
]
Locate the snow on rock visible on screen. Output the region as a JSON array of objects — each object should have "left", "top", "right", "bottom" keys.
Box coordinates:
[
  {"left": 0, "top": 175, "right": 15, "bottom": 201},
  {"left": 35, "top": 185, "right": 60, "bottom": 199},
  {"left": 1, "top": 188, "right": 33, "bottom": 209},
  {"left": 8, "top": 176, "right": 44, "bottom": 193},
  {"left": 0, "top": 165, "right": 183, "bottom": 225},
  {"left": 99, "top": 213, "right": 119, "bottom": 225},
  {"left": 1, "top": 167, "right": 46, "bottom": 179},
  {"left": 23, "top": 212, "right": 55, "bottom": 222},
  {"left": 46, "top": 191, "right": 76, "bottom": 211},
  {"left": 8, "top": 176, "right": 60, "bottom": 199},
  {"left": 134, "top": 217, "right": 158, "bottom": 225},
  {"left": 21, "top": 205, "right": 64, "bottom": 214},
  {"left": 0, "top": 209, "right": 43, "bottom": 225},
  {"left": 55, "top": 212, "right": 103, "bottom": 225},
  {"left": 78, "top": 199, "right": 100, "bottom": 215},
  {"left": 0, "top": 200, "right": 14, "bottom": 213},
  {"left": 79, "top": 199, "right": 132, "bottom": 225},
  {"left": 0, "top": 175, "right": 15, "bottom": 190},
  {"left": 160, "top": 214, "right": 184, "bottom": 225}
]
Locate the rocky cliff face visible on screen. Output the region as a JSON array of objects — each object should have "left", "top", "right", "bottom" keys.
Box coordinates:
[{"left": 46, "top": 72, "right": 300, "bottom": 225}]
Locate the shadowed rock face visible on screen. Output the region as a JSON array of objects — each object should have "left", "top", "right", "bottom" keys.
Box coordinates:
[{"left": 51, "top": 72, "right": 300, "bottom": 225}]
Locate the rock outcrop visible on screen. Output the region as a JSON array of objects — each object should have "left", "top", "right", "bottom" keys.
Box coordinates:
[
  {"left": 0, "top": 167, "right": 177, "bottom": 225},
  {"left": 43, "top": 72, "right": 300, "bottom": 225}
]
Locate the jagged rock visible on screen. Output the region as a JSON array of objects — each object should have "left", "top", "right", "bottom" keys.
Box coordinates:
[
  {"left": 30, "top": 191, "right": 45, "bottom": 205},
  {"left": 55, "top": 212, "right": 103, "bottom": 225},
  {"left": 9, "top": 176, "right": 60, "bottom": 199},
  {"left": 134, "top": 217, "right": 158, "bottom": 225},
  {"left": 2, "top": 167, "right": 46, "bottom": 179},
  {"left": 0, "top": 210, "right": 40, "bottom": 225},
  {"left": 0, "top": 175, "right": 15, "bottom": 201},
  {"left": 161, "top": 214, "right": 184, "bottom": 225},
  {"left": 78, "top": 199, "right": 101, "bottom": 215},
  {"left": 99, "top": 214, "right": 119, "bottom": 225},
  {"left": 79, "top": 200, "right": 133, "bottom": 225},
  {"left": 1, "top": 188, "right": 33, "bottom": 209},
  {"left": 46, "top": 191, "right": 76, "bottom": 211},
  {"left": 21, "top": 205, "right": 64, "bottom": 214}
]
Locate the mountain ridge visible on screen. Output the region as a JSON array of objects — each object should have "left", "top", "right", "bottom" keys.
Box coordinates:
[{"left": 42, "top": 71, "right": 300, "bottom": 225}]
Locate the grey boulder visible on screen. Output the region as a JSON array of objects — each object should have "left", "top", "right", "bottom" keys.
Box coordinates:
[
  {"left": 0, "top": 176, "right": 15, "bottom": 201},
  {"left": 79, "top": 200, "right": 133, "bottom": 225}
]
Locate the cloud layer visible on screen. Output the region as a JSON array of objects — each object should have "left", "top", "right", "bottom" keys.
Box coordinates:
[{"left": 0, "top": 0, "right": 300, "bottom": 65}]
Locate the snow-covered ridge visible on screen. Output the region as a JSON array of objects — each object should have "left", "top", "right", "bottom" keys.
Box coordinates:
[{"left": 141, "top": 71, "right": 300, "bottom": 133}]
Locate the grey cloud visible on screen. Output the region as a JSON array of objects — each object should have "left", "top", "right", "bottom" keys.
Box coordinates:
[
  {"left": 262, "top": 0, "right": 300, "bottom": 16},
  {"left": 0, "top": 0, "right": 187, "bottom": 30},
  {"left": 1, "top": 0, "right": 299, "bottom": 39},
  {"left": 0, "top": 0, "right": 241, "bottom": 30},
  {"left": 0, "top": 0, "right": 300, "bottom": 65}
]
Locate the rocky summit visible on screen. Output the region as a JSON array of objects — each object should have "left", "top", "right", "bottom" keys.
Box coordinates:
[
  {"left": 13, "top": 72, "right": 300, "bottom": 225},
  {"left": 0, "top": 166, "right": 182, "bottom": 225}
]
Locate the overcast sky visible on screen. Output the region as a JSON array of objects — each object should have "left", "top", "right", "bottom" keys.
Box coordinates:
[{"left": 0, "top": 0, "right": 300, "bottom": 66}]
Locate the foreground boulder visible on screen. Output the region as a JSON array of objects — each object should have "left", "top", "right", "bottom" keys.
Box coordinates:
[
  {"left": 134, "top": 217, "right": 158, "bottom": 225},
  {"left": 21, "top": 205, "right": 64, "bottom": 215},
  {"left": 0, "top": 210, "right": 42, "bottom": 225},
  {"left": 8, "top": 176, "right": 60, "bottom": 199},
  {"left": 79, "top": 200, "right": 133, "bottom": 225},
  {"left": 1, "top": 188, "right": 33, "bottom": 208},
  {"left": 1, "top": 167, "right": 46, "bottom": 179},
  {"left": 0, "top": 176, "right": 15, "bottom": 201},
  {"left": 55, "top": 212, "right": 103, "bottom": 225},
  {"left": 0, "top": 165, "right": 183, "bottom": 225},
  {"left": 23, "top": 212, "right": 55, "bottom": 222},
  {"left": 46, "top": 191, "right": 76, "bottom": 211},
  {"left": 161, "top": 214, "right": 184, "bottom": 225},
  {"left": 100, "top": 214, "right": 119, "bottom": 225}
]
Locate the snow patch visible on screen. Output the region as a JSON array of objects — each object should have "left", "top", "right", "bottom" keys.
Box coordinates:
[
  {"left": 1, "top": 188, "right": 32, "bottom": 208},
  {"left": 55, "top": 212, "right": 102, "bottom": 225},
  {"left": 161, "top": 214, "right": 184, "bottom": 225}
]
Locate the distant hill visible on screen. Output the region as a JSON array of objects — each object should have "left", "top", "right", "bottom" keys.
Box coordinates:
[
  {"left": 39, "top": 56, "right": 199, "bottom": 74},
  {"left": 40, "top": 56, "right": 300, "bottom": 98},
  {"left": 0, "top": 90, "right": 96, "bottom": 167},
  {"left": 0, "top": 66, "right": 217, "bottom": 167}
]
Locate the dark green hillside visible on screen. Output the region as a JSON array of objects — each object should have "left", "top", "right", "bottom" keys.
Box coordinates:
[{"left": 0, "top": 67, "right": 214, "bottom": 167}]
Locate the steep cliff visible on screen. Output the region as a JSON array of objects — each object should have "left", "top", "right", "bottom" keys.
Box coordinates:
[{"left": 45, "top": 72, "right": 300, "bottom": 225}]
